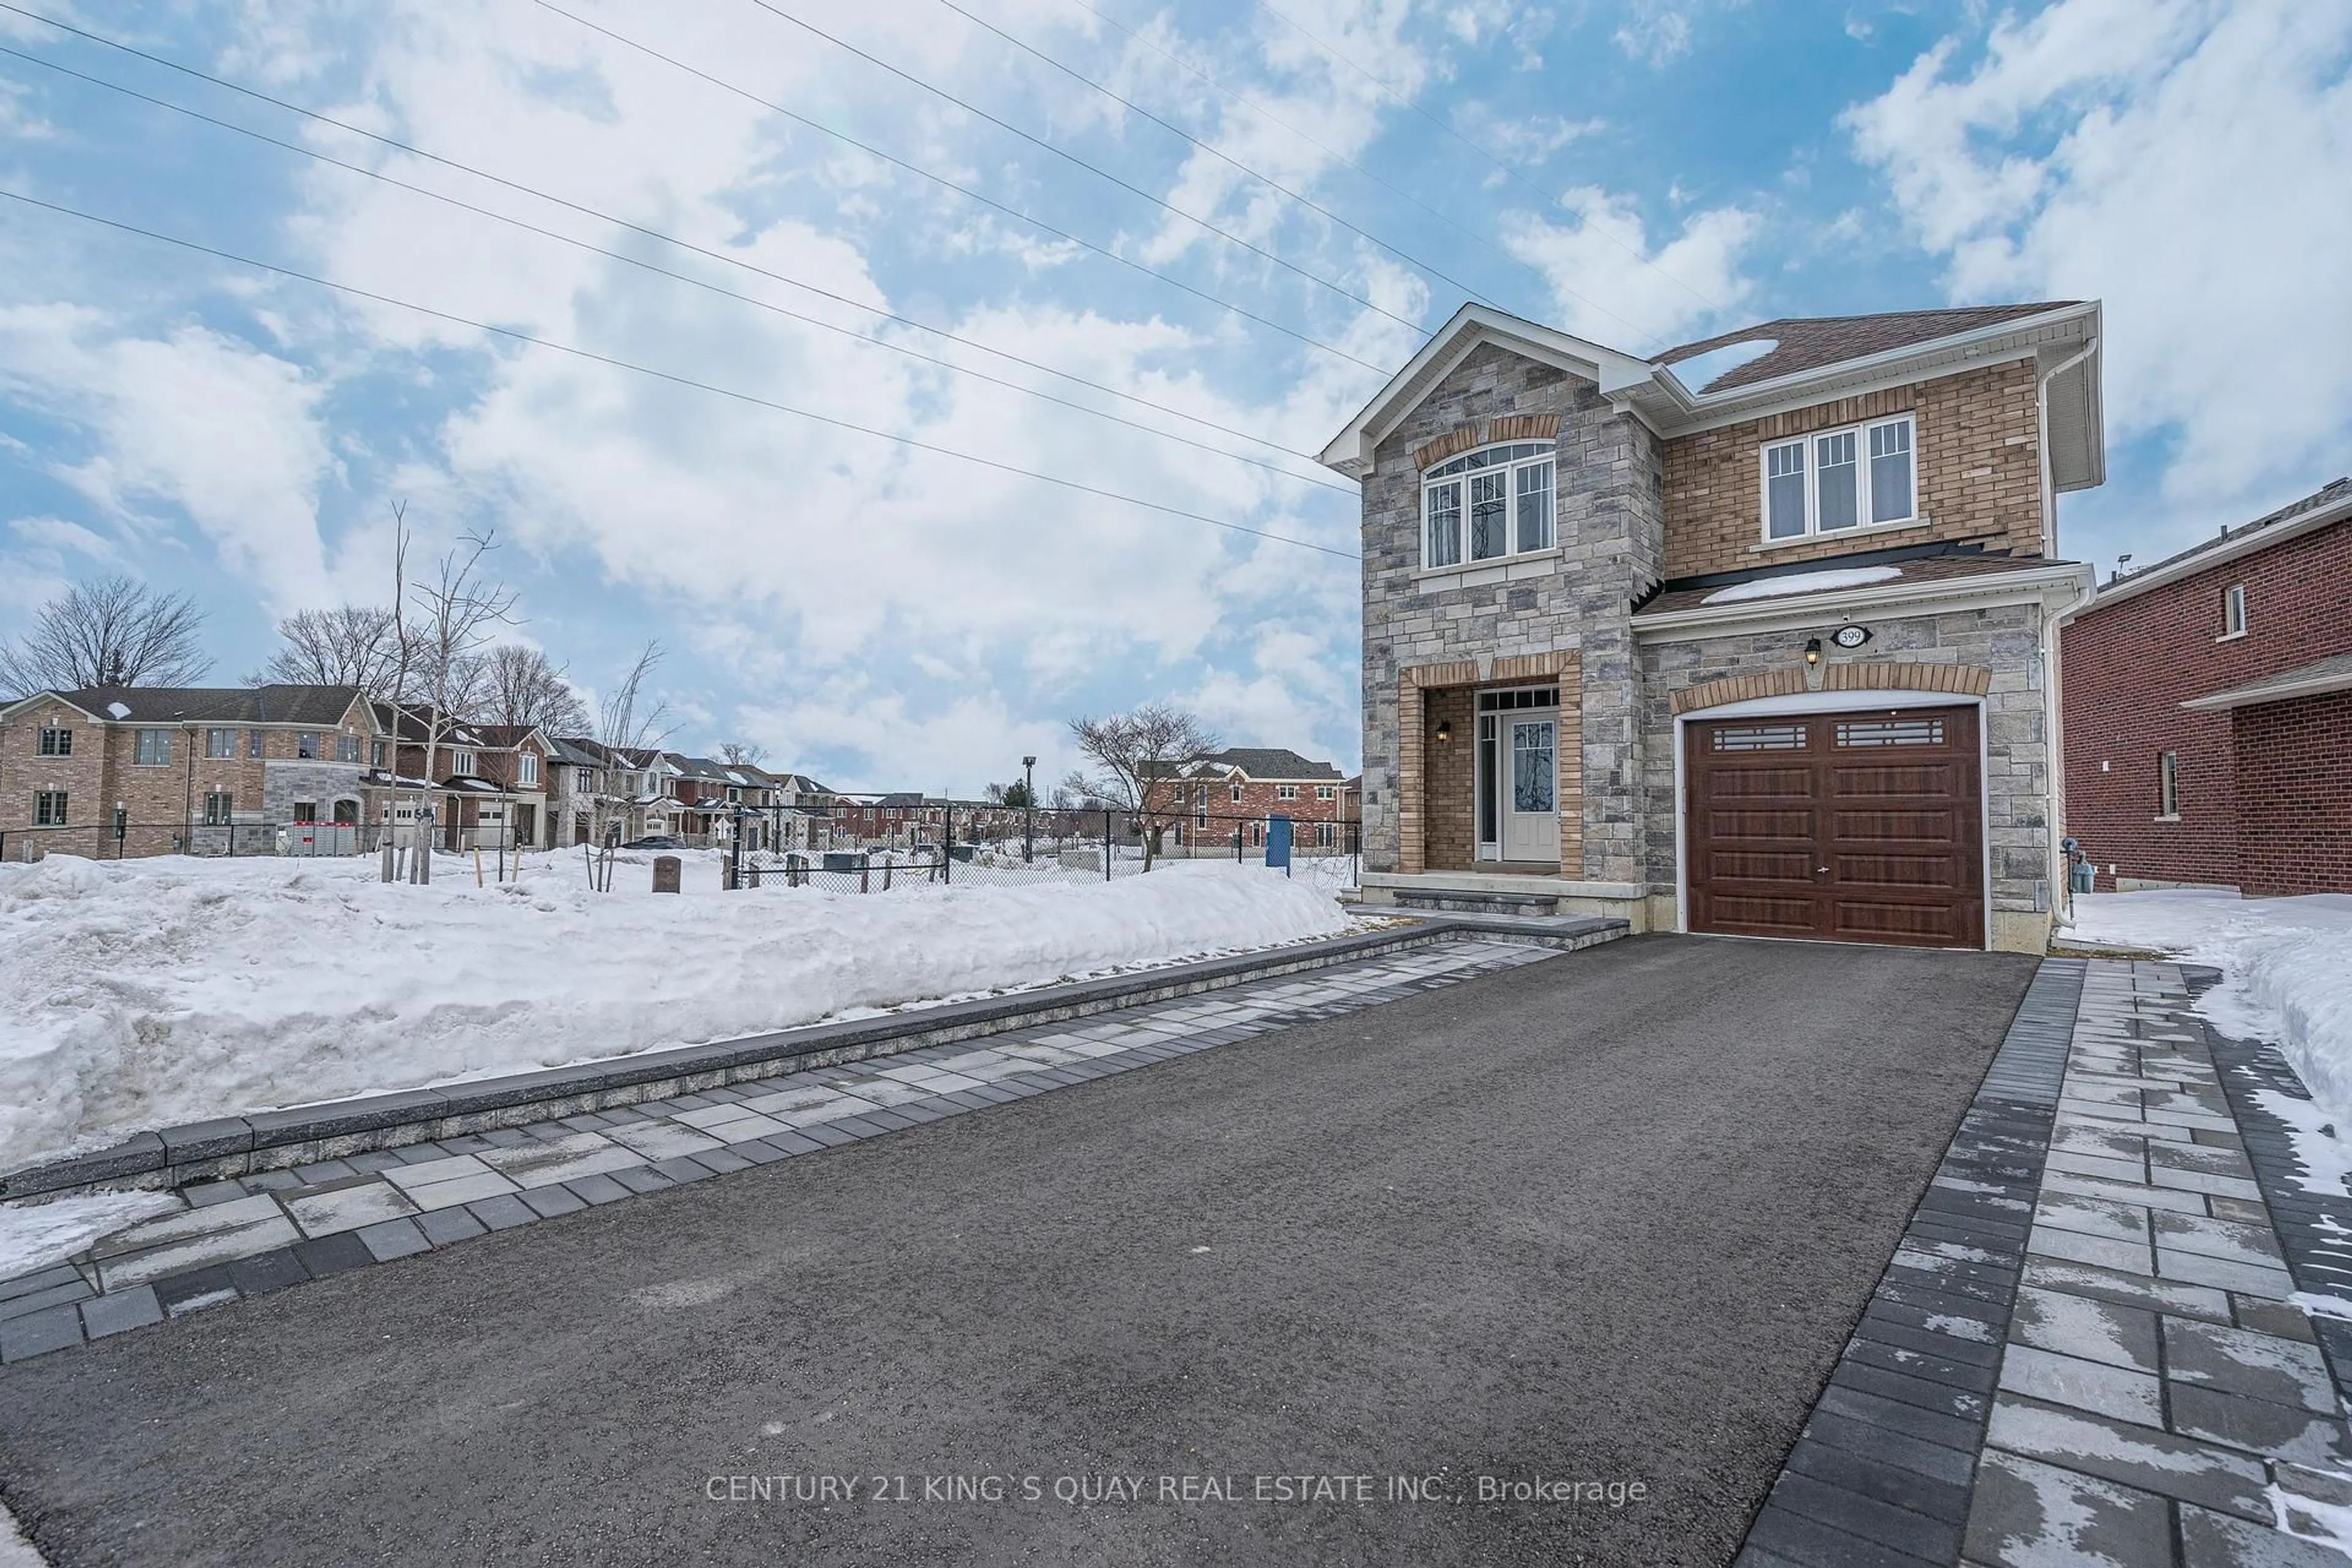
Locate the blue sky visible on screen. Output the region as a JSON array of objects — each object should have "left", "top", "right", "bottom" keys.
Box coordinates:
[{"left": 0, "top": 0, "right": 2345, "bottom": 792}]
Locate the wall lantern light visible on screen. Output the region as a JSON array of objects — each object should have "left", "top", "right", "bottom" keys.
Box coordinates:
[
  {"left": 1434, "top": 720, "right": 1453, "bottom": 743},
  {"left": 1804, "top": 637, "right": 1823, "bottom": 666}
]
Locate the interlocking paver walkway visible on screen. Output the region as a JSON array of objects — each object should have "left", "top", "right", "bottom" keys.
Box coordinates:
[
  {"left": 0, "top": 938, "right": 1553, "bottom": 1366},
  {"left": 1962, "top": 961, "right": 2352, "bottom": 1567}
]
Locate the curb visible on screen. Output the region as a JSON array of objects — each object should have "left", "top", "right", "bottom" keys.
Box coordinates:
[{"left": 2, "top": 914, "right": 1628, "bottom": 1203}]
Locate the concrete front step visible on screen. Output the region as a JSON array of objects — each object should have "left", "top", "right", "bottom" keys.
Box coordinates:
[{"left": 1390, "top": 888, "right": 1562, "bottom": 917}]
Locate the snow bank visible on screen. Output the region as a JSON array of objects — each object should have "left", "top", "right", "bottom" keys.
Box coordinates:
[
  {"left": 2074, "top": 890, "right": 2352, "bottom": 1177},
  {"left": 1702, "top": 565, "right": 1902, "bottom": 605},
  {"left": 0, "top": 853, "right": 1357, "bottom": 1170}
]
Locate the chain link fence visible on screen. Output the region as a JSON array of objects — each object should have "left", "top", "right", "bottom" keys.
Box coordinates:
[{"left": 731, "top": 807, "right": 1359, "bottom": 896}]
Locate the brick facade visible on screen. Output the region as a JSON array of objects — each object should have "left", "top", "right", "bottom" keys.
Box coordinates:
[
  {"left": 2061, "top": 509, "right": 2352, "bottom": 893},
  {"left": 1346, "top": 314, "right": 2082, "bottom": 950},
  {"left": 0, "top": 691, "right": 382, "bottom": 859},
  {"left": 1661, "top": 359, "right": 2043, "bottom": 579},
  {"left": 2233, "top": 692, "right": 2352, "bottom": 897}
]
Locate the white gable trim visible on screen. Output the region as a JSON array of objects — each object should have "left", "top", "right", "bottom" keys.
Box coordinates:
[{"left": 1317, "top": 304, "right": 1654, "bottom": 478}]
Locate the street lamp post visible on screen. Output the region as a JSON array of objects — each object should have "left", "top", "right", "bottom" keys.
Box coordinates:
[{"left": 1022, "top": 755, "right": 1036, "bottom": 864}]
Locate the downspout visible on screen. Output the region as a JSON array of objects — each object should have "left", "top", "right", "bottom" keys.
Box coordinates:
[{"left": 2036, "top": 336, "right": 2100, "bottom": 930}]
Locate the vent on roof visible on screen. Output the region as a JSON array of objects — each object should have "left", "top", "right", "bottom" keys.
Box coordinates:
[{"left": 106, "top": 701, "right": 131, "bottom": 720}]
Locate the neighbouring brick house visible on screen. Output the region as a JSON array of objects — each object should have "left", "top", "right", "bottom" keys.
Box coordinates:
[
  {"left": 1322, "top": 301, "right": 2106, "bottom": 951},
  {"left": 375, "top": 707, "right": 549, "bottom": 851},
  {"left": 0, "top": 684, "right": 387, "bottom": 859},
  {"left": 2060, "top": 477, "right": 2352, "bottom": 897},
  {"left": 1175, "top": 747, "right": 1351, "bottom": 851}
]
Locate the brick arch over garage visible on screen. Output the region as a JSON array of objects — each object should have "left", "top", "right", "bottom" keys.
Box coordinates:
[{"left": 1669, "top": 662, "right": 1994, "bottom": 717}]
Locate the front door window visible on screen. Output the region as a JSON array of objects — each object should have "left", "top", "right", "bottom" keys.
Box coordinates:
[{"left": 1512, "top": 720, "right": 1555, "bottom": 812}]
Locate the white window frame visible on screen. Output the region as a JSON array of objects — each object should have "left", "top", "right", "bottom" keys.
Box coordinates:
[
  {"left": 2157, "top": 750, "right": 2180, "bottom": 820},
  {"left": 519, "top": 751, "right": 540, "bottom": 786},
  {"left": 2220, "top": 583, "right": 2247, "bottom": 640},
  {"left": 451, "top": 750, "right": 477, "bottom": 777},
  {"left": 1758, "top": 413, "right": 1917, "bottom": 543},
  {"left": 1275, "top": 784, "right": 1297, "bottom": 801},
  {"left": 1421, "top": 442, "right": 1557, "bottom": 570},
  {"left": 1316, "top": 785, "right": 1335, "bottom": 801}
]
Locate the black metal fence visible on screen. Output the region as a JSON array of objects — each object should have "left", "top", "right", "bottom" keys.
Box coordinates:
[{"left": 731, "top": 807, "right": 1360, "bottom": 895}]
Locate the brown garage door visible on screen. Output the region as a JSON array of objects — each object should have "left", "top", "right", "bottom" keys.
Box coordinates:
[{"left": 1686, "top": 706, "right": 1983, "bottom": 949}]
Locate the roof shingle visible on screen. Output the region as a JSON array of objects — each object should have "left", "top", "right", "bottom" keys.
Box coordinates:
[{"left": 1657, "top": 302, "right": 2079, "bottom": 394}]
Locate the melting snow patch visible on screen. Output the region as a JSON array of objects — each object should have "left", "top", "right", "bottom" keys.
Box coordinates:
[
  {"left": 1701, "top": 566, "right": 1902, "bottom": 605},
  {"left": 1668, "top": 337, "right": 1779, "bottom": 393},
  {"left": 0, "top": 1188, "right": 180, "bottom": 1280},
  {"left": 1926, "top": 1314, "right": 1996, "bottom": 1344}
]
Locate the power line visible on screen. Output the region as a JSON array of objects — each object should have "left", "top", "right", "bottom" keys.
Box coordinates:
[
  {"left": 0, "top": 44, "right": 1356, "bottom": 496},
  {"left": 1256, "top": 0, "right": 1728, "bottom": 332},
  {"left": 0, "top": 189, "right": 1357, "bottom": 560},
  {"left": 532, "top": 0, "right": 1394, "bottom": 373},
  {"left": 931, "top": 0, "right": 1504, "bottom": 318},
  {"left": 0, "top": 4, "right": 1390, "bottom": 379},
  {"left": 1067, "top": 0, "right": 1649, "bottom": 341},
  {"left": 739, "top": 0, "right": 1429, "bottom": 337}
]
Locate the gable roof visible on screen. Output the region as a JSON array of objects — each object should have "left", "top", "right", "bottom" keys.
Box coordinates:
[
  {"left": 1189, "top": 747, "right": 1344, "bottom": 782},
  {"left": 1321, "top": 298, "right": 2103, "bottom": 492},
  {"left": 2080, "top": 476, "right": 2352, "bottom": 614},
  {"left": 12, "top": 684, "right": 367, "bottom": 726},
  {"left": 1654, "top": 304, "right": 2076, "bottom": 394},
  {"left": 543, "top": 735, "right": 608, "bottom": 769}
]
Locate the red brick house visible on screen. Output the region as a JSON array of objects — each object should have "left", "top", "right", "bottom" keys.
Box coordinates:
[
  {"left": 2059, "top": 476, "right": 2352, "bottom": 896},
  {"left": 1177, "top": 747, "right": 1351, "bottom": 851}
]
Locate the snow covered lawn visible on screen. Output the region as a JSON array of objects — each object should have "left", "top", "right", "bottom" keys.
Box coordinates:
[
  {"left": 2075, "top": 889, "right": 2352, "bottom": 1188},
  {"left": 0, "top": 852, "right": 1359, "bottom": 1172}
]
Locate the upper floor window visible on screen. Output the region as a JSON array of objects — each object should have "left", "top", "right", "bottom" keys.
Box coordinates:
[
  {"left": 1275, "top": 784, "right": 1298, "bottom": 801},
  {"left": 247, "top": 730, "right": 263, "bottom": 758},
  {"left": 1762, "top": 414, "right": 1915, "bottom": 541},
  {"left": 371, "top": 740, "right": 387, "bottom": 770},
  {"left": 34, "top": 790, "right": 67, "bottom": 826},
  {"left": 296, "top": 731, "right": 319, "bottom": 760},
  {"left": 337, "top": 732, "right": 361, "bottom": 763},
  {"left": 1422, "top": 442, "right": 1555, "bottom": 569},
  {"left": 36, "top": 726, "right": 70, "bottom": 757},
  {"left": 2221, "top": 583, "right": 2247, "bottom": 639},
  {"left": 519, "top": 751, "right": 539, "bottom": 786},
  {"left": 451, "top": 750, "right": 477, "bottom": 777},
  {"left": 1316, "top": 785, "right": 1336, "bottom": 801},
  {"left": 134, "top": 729, "right": 172, "bottom": 766},
  {"left": 206, "top": 728, "right": 236, "bottom": 760},
  {"left": 1231, "top": 782, "right": 1243, "bottom": 803}
]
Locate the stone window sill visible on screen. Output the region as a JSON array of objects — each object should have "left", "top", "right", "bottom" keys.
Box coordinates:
[
  {"left": 2153, "top": 814, "right": 2182, "bottom": 824},
  {"left": 2215, "top": 630, "right": 2247, "bottom": 643},
  {"left": 1751, "top": 517, "right": 1932, "bottom": 554},
  {"left": 1412, "top": 548, "right": 1564, "bottom": 592}
]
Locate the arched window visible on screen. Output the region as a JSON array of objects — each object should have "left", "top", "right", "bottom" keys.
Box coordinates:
[{"left": 1421, "top": 442, "right": 1555, "bottom": 569}]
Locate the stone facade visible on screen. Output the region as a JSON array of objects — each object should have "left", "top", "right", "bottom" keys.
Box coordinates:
[
  {"left": 1637, "top": 604, "right": 2059, "bottom": 950},
  {"left": 1662, "top": 358, "right": 2044, "bottom": 578},
  {"left": 1360, "top": 342, "right": 1658, "bottom": 887}
]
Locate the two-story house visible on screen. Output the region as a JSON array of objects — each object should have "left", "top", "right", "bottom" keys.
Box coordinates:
[
  {"left": 1322, "top": 301, "right": 2106, "bottom": 951},
  {"left": 2060, "top": 477, "right": 2352, "bottom": 898},
  {"left": 0, "top": 684, "right": 388, "bottom": 859},
  {"left": 1176, "top": 747, "right": 1351, "bottom": 851}
]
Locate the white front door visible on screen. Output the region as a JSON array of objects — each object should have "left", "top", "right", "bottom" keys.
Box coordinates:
[{"left": 1502, "top": 717, "right": 1559, "bottom": 864}]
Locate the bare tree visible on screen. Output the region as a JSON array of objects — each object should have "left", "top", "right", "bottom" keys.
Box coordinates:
[
  {"left": 1066, "top": 703, "right": 1219, "bottom": 870},
  {"left": 481, "top": 644, "right": 588, "bottom": 734},
  {"left": 718, "top": 740, "right": 768, "bottom": 767},
  {"left": 584, "top": 641, "right": 675, "bottom": 891},
  {"left": 250, "top": 606, "right": 398, "bottom": 693},
  {"left": 380, "top": 522, "right": 516, "bottom": 885},
  {"left": 0, "top": 575, "right": 210, "bottom": 693}
]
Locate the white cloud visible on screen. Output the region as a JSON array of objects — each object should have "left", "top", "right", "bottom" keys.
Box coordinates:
[
  {"left": 1845, "top": 0, "right": 2352, "bottom": 513},
  {"left": 1501, "top": 187, "right": 1761, "bottom": 349},
  {"left": 1615, "top": 2, "right": 1696, "bottom": 66},
  {"left": 0, "top": 306, "right": 338, "bottom": 609}
]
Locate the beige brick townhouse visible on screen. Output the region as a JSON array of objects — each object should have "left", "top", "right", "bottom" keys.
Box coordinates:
[
  {"left": 0, "top": 684, "right": 387, "bottom": 859},
  {"left": 1321, "top": 301, "right": 2106, "bottom": 951}
]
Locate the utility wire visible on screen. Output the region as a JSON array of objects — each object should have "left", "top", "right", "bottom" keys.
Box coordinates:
[
  {"left": 0, "top": 45, "right": 1355, "bottom": 496},
  {"left": 931, "top": 0, "right": 1506, "bottom": 318},
  {"left": 1256, "top": 0, "right": 1728, "bottom": 329},
  {"left": 1067, "top": 0, "right": 1646, "bottom": 340},
  {"left": 739, "top": 0, "right": 1429, "bottom": 338},
  {"left": 0, "top": 189, "right": 1355, "bottom": 559},
  {"left": 533, "top": 0, "right": 1393, "bottom": 372},
  {"left": 0, "top": 4, "right": 1389, "bottom": 379}
]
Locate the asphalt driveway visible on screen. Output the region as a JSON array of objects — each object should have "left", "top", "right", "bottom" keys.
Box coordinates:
[{"left": 0, "top": 934, "right": 2037, "bottom": 1567}]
